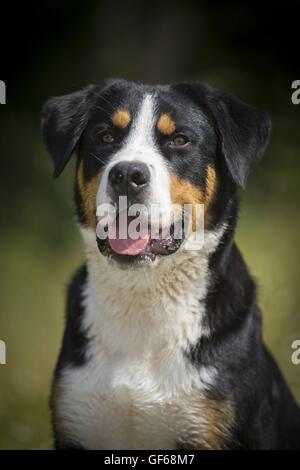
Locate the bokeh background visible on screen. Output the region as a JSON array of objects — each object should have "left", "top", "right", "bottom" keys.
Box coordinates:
[{"left": 0, "top": 0, "right": 300, "bottom": 449}]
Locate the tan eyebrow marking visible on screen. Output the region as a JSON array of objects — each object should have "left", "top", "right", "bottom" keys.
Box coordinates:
[
  {"left": 112, "top": 109, "right": 131, "bottom": 128},
  {"left": 157, "top": 113, "right": 176, "bottom": 135}
]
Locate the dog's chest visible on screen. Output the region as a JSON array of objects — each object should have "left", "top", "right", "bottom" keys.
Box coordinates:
[
  {"left": 56, "top": 347, "right": 216, "bottom": 450},
  {"left": 54, "top": 257, "right": 224, "bottom": 449}
]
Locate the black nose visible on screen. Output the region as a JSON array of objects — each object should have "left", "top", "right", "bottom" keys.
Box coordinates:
[{"left": 108, "top": 161, "right": 150, "bottom": 197}]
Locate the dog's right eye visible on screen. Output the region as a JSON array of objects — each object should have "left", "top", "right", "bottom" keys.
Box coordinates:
[
  {"left": 171, "top": 134, "right": 190, "bottom": 147},
  {"left": 98, "top": 130, "right": 114, "bottom": 144}
]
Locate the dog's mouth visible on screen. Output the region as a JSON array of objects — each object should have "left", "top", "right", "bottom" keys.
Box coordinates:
[{"left": 96, "top": 214, "right": 185, "bottom": 267}]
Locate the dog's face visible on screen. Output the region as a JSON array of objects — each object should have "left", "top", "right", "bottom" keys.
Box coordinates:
[{"left": 42, "top": 79, "right": 270, "bottom": 268}]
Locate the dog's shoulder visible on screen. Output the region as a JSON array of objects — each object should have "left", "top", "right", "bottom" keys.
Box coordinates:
[{"left": 55, "top": 264, "right": 89, "bottom": 375}]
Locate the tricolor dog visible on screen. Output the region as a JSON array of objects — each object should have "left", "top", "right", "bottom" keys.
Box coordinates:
[{"left": 42, "top": 79, "right": 300, "bottom": 449}]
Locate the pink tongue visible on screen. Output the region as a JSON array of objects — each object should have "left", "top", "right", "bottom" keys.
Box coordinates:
[{"left": 108, "top": 219, "right": 150, "bottom": 256}]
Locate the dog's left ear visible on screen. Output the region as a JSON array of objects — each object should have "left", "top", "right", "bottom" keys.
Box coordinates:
[
  {"left": 41, "top": 85, "right": 98, "bottom": 177},
  {"left": 206, "top": 87, "right": 271, "bottom": 188}
]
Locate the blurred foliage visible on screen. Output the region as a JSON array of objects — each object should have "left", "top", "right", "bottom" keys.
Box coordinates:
[{"left": 0, "top": 0, "right": 299, "bottom": 449}]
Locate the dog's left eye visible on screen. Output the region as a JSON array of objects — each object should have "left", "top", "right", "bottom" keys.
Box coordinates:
[
  {"left": 99, "top": 130, "right": 114, "bottom": 144},
  {"left": 171, "top": 134, "right": 190, "bottom": 148}
]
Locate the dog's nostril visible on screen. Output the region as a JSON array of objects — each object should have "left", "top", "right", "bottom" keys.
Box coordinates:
[
  {"left": 108, "top": 166, "right": 125, "bottom": 186},
  {"left": 131, "top": 170, "right": 147, "bottom": 186},
  {"left": 114, "top": 172, "right": 124, "bottom": 185}
]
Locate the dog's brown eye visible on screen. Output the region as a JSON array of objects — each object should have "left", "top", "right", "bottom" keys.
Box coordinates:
[
  {"left": 99, "top": 131, "right": 114, "bottom": 143},
  {"left": 172, "top": 134, "right": 189, "bottom": 147}
]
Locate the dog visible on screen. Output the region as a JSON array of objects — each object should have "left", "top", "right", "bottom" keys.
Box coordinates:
[{"left": 42, "top": 79, "right": 300, "bottom": 449}]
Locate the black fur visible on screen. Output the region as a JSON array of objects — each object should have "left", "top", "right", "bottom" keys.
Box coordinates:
[
  {"left": 42, "top": 85, "right": 99, "bottom": 177},
  {"left": 54, "top": 264, "right": 89, "bottom": 373}
]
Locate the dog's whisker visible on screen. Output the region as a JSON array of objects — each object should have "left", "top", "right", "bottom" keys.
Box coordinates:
[{"left": 90, "top": 152, "right": 106, "bottom": 165}]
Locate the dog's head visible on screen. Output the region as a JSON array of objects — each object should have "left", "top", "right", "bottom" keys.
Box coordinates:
[{"left": 42, "top": 79, "right": 270, "bottom": 268}]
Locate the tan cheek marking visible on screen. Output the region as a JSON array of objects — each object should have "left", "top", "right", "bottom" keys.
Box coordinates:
[
  {"left": 205, "top": 165, "right": 217, "bottom": 207},
  {"left": 112, "top": 109, "right": 131, "bottom": 128},
  {"left": 204, "top": 165, "right": 218, "bottom": 226},
  {"left": 170, "top": 173, "right": 205, "bottom": 231},
  {"left": 170, "top": 166, "right": 218, "bottom": 230},
  {"left": 77, "top": 160, "right": 101, "bottom": 229},
  {"left": 157, "top": 113, "right": 176, "bottom": 135}
]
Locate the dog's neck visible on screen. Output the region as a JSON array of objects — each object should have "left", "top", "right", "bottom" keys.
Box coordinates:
[{"left": 79, "top": 226, "right": 226, "bottom": 358}]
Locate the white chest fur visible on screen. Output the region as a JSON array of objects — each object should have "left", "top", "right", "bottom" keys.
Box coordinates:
[{"left": 53, "top": 229, "right": 224, "bottom": 449}]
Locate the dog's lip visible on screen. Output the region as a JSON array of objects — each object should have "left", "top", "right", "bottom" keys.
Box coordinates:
[{"left": 105, "top": 250, "right": 157, "bottom": 268}]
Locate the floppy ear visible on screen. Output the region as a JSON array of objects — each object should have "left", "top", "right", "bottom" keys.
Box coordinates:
[
  {"left": 207, "top": 88, "right": 271, "bottom": 188},
  {"left": 41, "top": 85, "right": 97, "bottom": 177}
]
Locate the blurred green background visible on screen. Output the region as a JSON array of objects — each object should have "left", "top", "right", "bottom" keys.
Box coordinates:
[{"left": 0, "top": 0, "right": 299, "bottom": 449}]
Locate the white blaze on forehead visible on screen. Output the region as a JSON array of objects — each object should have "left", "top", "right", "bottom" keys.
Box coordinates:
[
  {"left": 126, "top": 93, "right": 156, "bottom": 149},
  {"left": 97, "top": 93, "right": 172, "bottom": 225}
]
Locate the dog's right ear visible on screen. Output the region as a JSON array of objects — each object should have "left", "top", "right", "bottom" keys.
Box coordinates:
[{"left": 41, "top": 85, "right": 97, "bottom": 177}]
